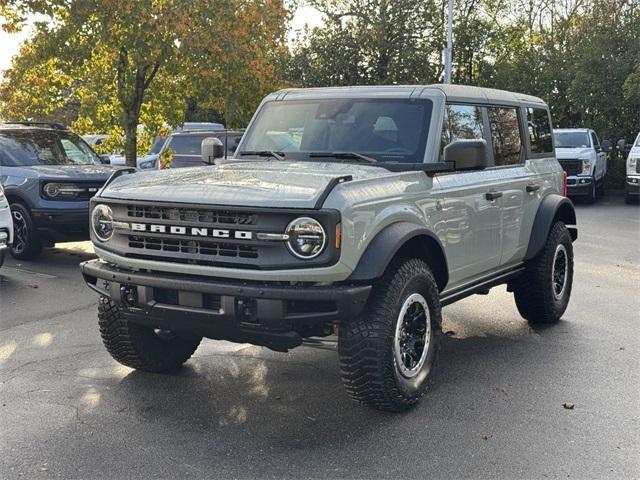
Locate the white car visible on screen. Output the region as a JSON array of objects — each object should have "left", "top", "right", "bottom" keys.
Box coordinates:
[
  {"left": 626, "top": 132, "right": 640, "bottom": 204},
  {"left": 0, "top": 184, "right": 13, "bottom": 268},
  {"left": 554, "top": 128, "right": 607, "bottom": 203}
]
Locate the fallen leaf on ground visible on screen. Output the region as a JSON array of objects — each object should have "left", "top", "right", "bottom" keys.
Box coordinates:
[
  {"left": 562, "top": 402, "right": 575, "bottom": 410},
  {"left": 27, "top": 283, "right": 39, "bottom": 289},
  {"left": 444, "top": 330, "right": 456, "bottom": 336}
]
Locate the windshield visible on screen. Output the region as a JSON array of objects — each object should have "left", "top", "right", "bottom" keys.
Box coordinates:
[
  {"left": 0, "top": 130, "right": 101, "bottom": 167},
  {"left": 149, "top": 136, "right": 167, "bottom": 155},
  {"left": 635, "top": 133, "right": 640, "bottom": 147},
  {"left": 240, "top": 98, "right": 433, "bottom": 163},
  {"left": 554, "top": 131, "right": 590, "bottom": 148}
]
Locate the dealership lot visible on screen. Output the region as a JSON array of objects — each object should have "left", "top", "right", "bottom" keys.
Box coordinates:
[{"left": 0, "top": 195, "right": 638, "bottom": 479}]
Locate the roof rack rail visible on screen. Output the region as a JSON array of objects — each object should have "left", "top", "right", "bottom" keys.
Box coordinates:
[{"left": 4, "top": 121, "right": 67, "bottom": 130}]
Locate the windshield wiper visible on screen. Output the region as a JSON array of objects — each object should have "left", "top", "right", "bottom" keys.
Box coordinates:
[
  {"left": 308, "top": 151, "right": 378, "bottom": 164},
  {"left": 238, "top": 150, "right": 285, "bottom": 161}
]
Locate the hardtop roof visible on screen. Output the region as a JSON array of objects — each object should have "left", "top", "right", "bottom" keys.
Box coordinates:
[{"left": 269, "top": 84, "right": 547, "bottom": 107}]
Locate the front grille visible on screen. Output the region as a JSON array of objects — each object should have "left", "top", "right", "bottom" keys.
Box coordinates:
[
  {"left": 559, "top": 159, "right": 582, "bottom": 176},
  {"left": 99, "top": 200, "right": 339, "bottom": 270},
  {"left": 127, "top": 205, "right": 255, "bottom": 225},
  {"left": 77, "top": 184, "right": 105, "bottom": 200},
  {"left": 128, "top": 235, "right": 258, "bottom": 259}
]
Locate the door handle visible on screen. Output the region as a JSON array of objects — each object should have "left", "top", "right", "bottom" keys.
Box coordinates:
[
  {"left": 526, "top": 183, "right": 541, "bottom": 192},
  {"left": 485, "top": 190, "right": 503, "bottom": 201}
]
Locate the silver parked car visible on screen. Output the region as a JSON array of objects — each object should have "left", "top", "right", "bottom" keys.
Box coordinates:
[{"left": 0, "top": 184, "right": 13, "bottom": 267}]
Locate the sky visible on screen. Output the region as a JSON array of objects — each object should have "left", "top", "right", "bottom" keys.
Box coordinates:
[
  {"left": 0, "top": 6, "right": 323, "bottom": 80},
  {"left": 0, "top": 27, "right": 31, "bottom": 78}
]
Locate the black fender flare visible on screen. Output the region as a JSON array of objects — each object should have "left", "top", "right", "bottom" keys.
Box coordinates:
[
  {"left": 525, "top": 194, "right": 577, "bottom": 261},
  {"left": 348, "top": 221, "right": 449, "bottom": 290},
  {"left": 2, "top": 186, "right": 35, "bottom": 209}
]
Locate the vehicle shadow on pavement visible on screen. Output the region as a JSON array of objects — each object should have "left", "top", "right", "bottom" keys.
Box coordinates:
[
  {"left": 6, "top": 313, "right": 623, "bottom": 479},
  {"left": 97, "top": 316, "right": 578, "bottom": 451}
]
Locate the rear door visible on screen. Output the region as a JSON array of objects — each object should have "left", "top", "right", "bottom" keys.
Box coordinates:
[
  {"left": 486, "top": 106, "right": 530, "bottom": 267},
  {"left": 517, "top": 106, "right": 556, "bottom": 261}
]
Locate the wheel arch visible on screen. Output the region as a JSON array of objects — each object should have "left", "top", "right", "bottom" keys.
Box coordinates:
[
  {"left": 348, "top": 222, "right": 449, "bottom": 292},
  {"left": 525, "top": 194, "right": 577, "bottom": 261},
  {"left": 3, "top": 187, "right": 34, "bottom": 209}
]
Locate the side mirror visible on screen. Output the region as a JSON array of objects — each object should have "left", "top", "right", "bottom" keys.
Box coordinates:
[
  {"left": 99, "top": 154, "right": 111, "bottom": 165},
  {"left": 617, "top": 139, "right": 627, "bottom": 151},
  {"left": 601, "top": 140, "right": 613, "bottom": 153},
  {"left": 201, "top": 137, "right": 224, "bottom": 165},
  {"left": 444, "top": 139, "right": 488, "bottom": 171}
]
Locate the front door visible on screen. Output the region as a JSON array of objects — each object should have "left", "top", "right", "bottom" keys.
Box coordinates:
[{"left": 431, "top": 104, "right": 502, "bottom": 289}]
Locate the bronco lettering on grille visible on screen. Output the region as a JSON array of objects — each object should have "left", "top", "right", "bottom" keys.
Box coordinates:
[{"left": 127, "top": 223, "right": 254, "bottom": 240}]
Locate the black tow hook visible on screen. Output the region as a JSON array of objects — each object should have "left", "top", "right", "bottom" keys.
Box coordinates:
[{"left": 120, "top": 285, "right": 138, "bottom": 308}]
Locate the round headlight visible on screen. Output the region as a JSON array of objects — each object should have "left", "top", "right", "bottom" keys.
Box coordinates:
[
  {"left": 285, "top": 217, "right": 326, "bottom": 259},
  {"left": 43, "top": 183, "right": 62, "bottom": 198},
  {"left": 91, "top": 204, "right": 114, "bottom": 242}
]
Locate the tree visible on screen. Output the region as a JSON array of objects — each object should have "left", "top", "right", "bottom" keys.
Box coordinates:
[
  {"left": 1, "top": 0, "right": 288, "bottom": 165},
  {"left": 286, "top": 0, "right": 443, "bottom": 86}
]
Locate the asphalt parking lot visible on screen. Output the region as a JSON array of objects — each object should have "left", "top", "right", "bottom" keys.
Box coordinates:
[{"left": 1, "top": 195, "right": 638, "bottom": 479}]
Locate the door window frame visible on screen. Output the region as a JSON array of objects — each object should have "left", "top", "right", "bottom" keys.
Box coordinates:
[
  {"left": 522, "top": 105, "right": 555, "bottom": 159},
  {"left": 485, "top": 104, "right": 527, "bottom": 170}
]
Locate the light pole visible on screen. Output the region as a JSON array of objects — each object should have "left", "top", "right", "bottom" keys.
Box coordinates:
[{"left": 444, "top": 0, "right": 453, "bottom": 83}]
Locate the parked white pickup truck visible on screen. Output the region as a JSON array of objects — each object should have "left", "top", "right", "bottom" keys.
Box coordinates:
[
  {"left": 553, "top": 128, "right": 607, "bottom": 203},
  {"left": 625, "top": 132, "right": 640, "bottom": 204}
]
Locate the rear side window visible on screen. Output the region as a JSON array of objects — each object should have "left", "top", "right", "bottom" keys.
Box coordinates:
[
  {"left": 488, "top": 107, "right": 522, "bottom": 166},
  {"left": 440, "top": 104, "right": 484, "bottom": 160},
  {"left": 526, "top": 107, "right": 553, "bottom": 154}
]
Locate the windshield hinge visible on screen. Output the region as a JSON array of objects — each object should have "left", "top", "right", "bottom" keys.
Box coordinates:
[{"left": 314, "top": 175, "right": 353, "bottom": 210}]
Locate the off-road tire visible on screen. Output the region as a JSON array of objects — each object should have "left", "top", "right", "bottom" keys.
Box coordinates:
[
  {"left": 513, "top": 221, "right": 573, "bottom": 324},
  {"left": 585, "top": 178, "right": 597, "bottom": 204},
  {"left": 98, "top": 296, "right": 202, "bottom": 372},
  {"left": 9, "top": 203, "right": 42, "bottom": 260},
  {"left": 338, "top": 258, "right": 441, "bottom": 412}
]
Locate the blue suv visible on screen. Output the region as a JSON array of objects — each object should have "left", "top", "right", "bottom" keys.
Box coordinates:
[{"left": 0, "top": 123, "right": 117, "bottom": 259}]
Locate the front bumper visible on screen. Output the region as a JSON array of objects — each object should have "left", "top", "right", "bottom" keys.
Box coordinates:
[
  {"left": 31, "top": 208, "right": 90, "bottom": 241},
  {"left": 0, "top": 229, "right": 9, "bottom": 252},
  {"left": 626, "top": 176, "right": 640, "bottom": 196},
  {"left": 566, "top": 176, "right": 593, "bottom": 196},
  {"left": 80, "top": 259, "right": 371, "bottom": 351}
]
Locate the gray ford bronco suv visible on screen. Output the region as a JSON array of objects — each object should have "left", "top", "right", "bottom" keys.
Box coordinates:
[{"left": 81, "top": 85, "right": 577, "bottom": 412}]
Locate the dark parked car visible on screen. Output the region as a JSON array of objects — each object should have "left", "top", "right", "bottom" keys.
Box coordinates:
[
  {"left": 0, "top": 122, "right": 117, "bottom": 259},
  {"left": 126, "top": 129, "right": 245, "bottom": 170}
]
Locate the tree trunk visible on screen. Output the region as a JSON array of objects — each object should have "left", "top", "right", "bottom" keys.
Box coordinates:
[
  {"left": 123, "top": 115, "right": 138, "bottom": 168},
  {"left": 116, "top": 46, "right": 161, "bottom": 168}
]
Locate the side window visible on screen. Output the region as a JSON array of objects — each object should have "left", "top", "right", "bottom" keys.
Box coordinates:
[
  {"left": 488, "top": 107, "right": 522, "bottom": 166},
  {"left": 440, "top": 104, "right": 484, "bottom": 160},
  {"left": 526, "top": 107, "right": 553, "bottom": 154},
  {"left": 590, "top": 132, "right": 600, "bottom": 150}
]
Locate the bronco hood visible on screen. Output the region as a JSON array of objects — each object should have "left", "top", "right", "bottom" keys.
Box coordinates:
[{"left": 100, "top": 161, "right": 388, "bottom": 209}]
